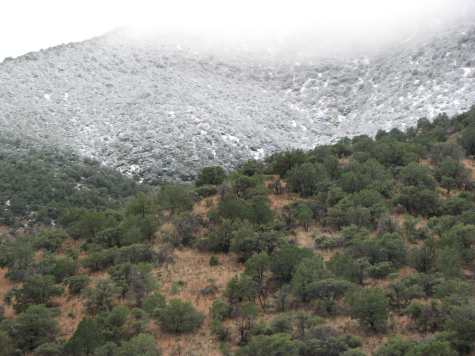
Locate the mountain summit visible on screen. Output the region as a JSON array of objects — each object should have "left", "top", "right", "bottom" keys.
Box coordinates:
[{"left": 1, "top": 25, "right": 474, "bottom": 181}]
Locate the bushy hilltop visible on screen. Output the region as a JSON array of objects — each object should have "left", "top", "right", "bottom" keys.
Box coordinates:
[
  {"left": 0, "top": 25, "right": 474, "bottom": 181},
  {"left": 1, "top": 108, "right": 475, "bottom": 355}
]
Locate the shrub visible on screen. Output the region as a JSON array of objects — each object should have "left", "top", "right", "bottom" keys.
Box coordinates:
[
  {"left": 65, "top": 275, "right": 90, "bottom": 295},
  {"left": 158, "top": 299, "right": 204, "bottom": 334},
  {"left": 34, "top": 228, "right": 68, "bottom": 252},
  {"left": 346, "top": 288, "right": 389, "bottom": 332},
  {"left": 1, "top": 305, "right": 58, "bottom": 352},
  {"left": 196, "top": 166, "right": 226, "bottom": 186},
  {"left": 117, "top": 333, "right": 160, "bottom": 356},
  {"left": 209, "top": 255, "right": 220, "bottom": 266},
  {"left": 9, "top": 274, "right": 63, "bottom": 313},
  {"left": 237, "top": 333, "right": 299, "bottom": 356},
  {"left": 64, "top": 318, "right": 104, "bottom": 355}
]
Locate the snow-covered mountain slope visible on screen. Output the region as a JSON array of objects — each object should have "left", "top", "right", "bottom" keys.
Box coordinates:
[{"left": 0, "top": 26, "right": 474, "bottom": 182}]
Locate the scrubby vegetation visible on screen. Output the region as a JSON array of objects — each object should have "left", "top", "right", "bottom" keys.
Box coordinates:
[{"left": 0, "top": 107, "right": 475, "bottom": 355}]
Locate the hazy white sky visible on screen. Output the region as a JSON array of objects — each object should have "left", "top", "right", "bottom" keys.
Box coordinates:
[{"left": 1, "top": 0, "right": 474, "bottom": 60}]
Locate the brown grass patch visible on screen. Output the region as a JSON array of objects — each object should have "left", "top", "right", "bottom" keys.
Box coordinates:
[
  {"left": 268, "top": 192, "right": 299, "bottom": 210},
  {"left": 0, "top": 268, "right": 15, "bottom": 318},
  {"left": 193, "top": 196, "right": 219, "bottom": 217},
  {"left": 463, "top": 159, "right": 475, "bottom": 180},
  {"left": 53, "top": 294, "right": 85, "bottom": 339},
  {"left": 290, "top": 227, "right": 316, "bottom": 250}
]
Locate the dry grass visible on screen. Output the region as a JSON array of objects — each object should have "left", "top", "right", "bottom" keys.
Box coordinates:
[
  {"left": 464, "top": 159, "right": 475, "bottom": 180},
  {"left": 193, "top": 196, "right": 219, "bottom": 217},
  {"left": 0, "top": 268, "right": 15, "bottom": 318},
  {"left": 53, "top": 294, "right": 85, "bottom": 339},
  {"left": 152, "top": 248, "right": 243, "bottom": 355},
  {"left": 268, "top": 193, "right": 299, "bottom": 210},
  {"left": 290, "top": 227, "right": 316, "bottom": 250}
]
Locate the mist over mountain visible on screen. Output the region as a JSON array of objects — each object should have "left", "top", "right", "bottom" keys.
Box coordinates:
[{"left": 0, "top": 22, "right": 474, "bottom": 182}]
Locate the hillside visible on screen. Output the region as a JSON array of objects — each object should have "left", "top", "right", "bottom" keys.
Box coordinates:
[
  {"left": 1, "top": 108, "right": 475, "bottom": 355},
  {"left": 0, "top": 25, "right": 474, "bottom": 181}
]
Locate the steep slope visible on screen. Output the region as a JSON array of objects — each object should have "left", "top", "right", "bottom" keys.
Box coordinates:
[{"left": 0, "top": 25, "right": 474, "bottom": 181}]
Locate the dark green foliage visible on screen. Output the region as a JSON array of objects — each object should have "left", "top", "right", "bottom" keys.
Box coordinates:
[
  {"left": 33, "top": 343, "right": 64, "bottom": 356},
  {"left": 395, "top": 186, "right": 440, "bottom": 216},
  {"left": 64, "top": 318, "right": 104, "bottom": 355},
  {"left": 0, "top": 305, "right": 58, "bottom": 352},
  {"left": 445, "top": 303, "right": 475, "bottom": 354},
  {"left": 34, "top": 228, "right": 68, "bottom": 252},
  {"left": 0, "top": 137, "right": 137, "bottom": 225},
  {"left": 430, "top": 142, "right": 465, "bottom": 164},
  {"left": 291, "top": 256, "right": 327, "bottom": 302},
  {"left": 237, "top": 333, "right": 299, "bottom": 356},
  {"left": 8, "top": 274, "right": 63, "bottom": 313},
  {"left": 399, "top": 162, "right": 436, "bottom": 190},
  {"left": 158, "top": 299, "right": 204, "bottom": 334},
  {"left": 0, "top": 331, "right": 15, "bottom": 356},
  {"left": 439, "top": 223, "right": 475, "bottom": 263},
  {"left": 297, "top": 325, "right": 361, "bottom": 356},
  {"left": 109, "top": 263, "right": 156, "bottom": 306},
  {"left": 340, "top": 159, "right": 392, "bottom": 194},
  {"left": 65, "top": 274, "right": 90, "bottom": 295},
  {"left": 387, "top": 276, "right": 424, "bottom": 309},
  {"left": 328, "top": 253, "right": 369, "bottom": 285},
  {"left": 0, "top": 235, "right": 34, "bottom": 282},
  {"left": 269, "top": 150, "right": 307, "bottom": 177},
  {"left": 375, "top": 335, "right": 457, "bottom": 356},
  {"left": 117, "top": 333, "right": 160, "bottom": 356},
  {"left": 346, "top": 288, "right": 389, "bottom": 332},
  {"left": 196, "top": 166, "right": 226, "bottom": 186},
  {"left": 293, "top": 203, "right": 313, "bottom": 231},
  {"left": 225, "top": 274, "right": 258, "bottom": 305},
  {"left": 271, "top": 244, "right": 314, "bottom": 284},
  {"left": 158, "top": 185, "right": 194, "bottom": 213},
  {"left": 434, "top": 159, "right": 470, "bottom": 191},
  {"left": 85, "top": 279, "right": 120, "bottom": 314},
  {"left": 460, "top": 125, "right": 475, "bottom": 155},
  {"left": 287, "top": 162, "right": 329, "bottom": 197},
  {"left": 405, "top": 301, "right": 445, "bottom": 333},
  {"left": 209, "top": 255, "right": 220, "bottom": 266},
  {"left": 143, "top": 292, "right": 166, "bottom": 316},
  {"left": 36, "top": 255, "right": 77, "bottom": 283}
]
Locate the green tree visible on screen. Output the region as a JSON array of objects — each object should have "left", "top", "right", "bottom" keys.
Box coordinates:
[
  {"left": 85, "top": 279, "right": 119, "bottom": 314},
  {"left": 445, "top": 303, "right": 475, "bottom": 354},
  {"left": 293, "top": 203, "right": 313, "bottom": 231},
  {"left": 158, "top": 299, "right": 204, "bottom": 334},
  {"left": 196, "top": 166, "right": 226, "bottom": 186},
  {"left": 0, "top": 331, "right": 15, "bottom": 356},
  {"left": 291, "top": 256, "right": 327, "bottom": 302},
  {"left": 158, "top": 185, "right": 193, "bottom": 214},
  {"left": 346, "top": 288, "right": 389, "bottom": 332},
  {"left": 117, "top": 334, "right": 160, "bottom": 356},
  {"left": 237, "top": 333, "right": 299, "bottom": 356},
  {"left": 33, "top": 343, "right": 64, "bottom": 356},
  {"left": 9, "top": 274, "right": 63, "bottom": 313},
  {"left": 64, "top": 318, "right": 104, "bottom": 355},
  {"left": 287, "top": 162, "right": 329, "bottom": 197},
  {"left": 2, "top": 305, "right": 58, "bottom": 352},
  {"left": 375, "top": 337, "right": 414, "bottom": 356},
  {"left": 460, "top": 125, "right": 475, "bottom": 155},
  {"left": 271, "top": 244, "right": 314, "bottom": 284},
  {"left": 399, "top": 162, "right": 436, "bottom": 190}
]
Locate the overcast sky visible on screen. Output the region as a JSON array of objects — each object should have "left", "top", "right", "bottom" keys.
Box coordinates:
[{"left": 1, "top": 0, "right": 474, "bottom": 60}]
